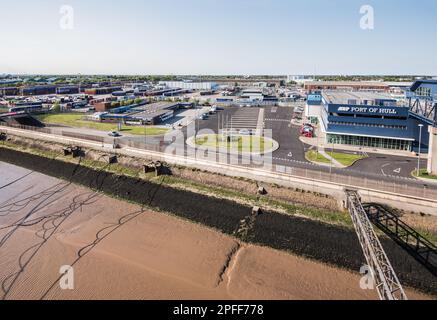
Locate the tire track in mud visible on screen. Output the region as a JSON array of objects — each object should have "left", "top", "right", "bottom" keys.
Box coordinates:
[
  {"left": 0, "top": 153, "right": 113, "bottom": 299},
  {"left": 1, "top": 147, "right": 436, "bottom": 296}
]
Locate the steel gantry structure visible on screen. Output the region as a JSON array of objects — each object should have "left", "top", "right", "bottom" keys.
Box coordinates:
[
  {"left": 407, "top": 80, "right": 437, "bottom": 127},
  {"left": 345, "top": 190, "right": 408, "bottom": 300}
]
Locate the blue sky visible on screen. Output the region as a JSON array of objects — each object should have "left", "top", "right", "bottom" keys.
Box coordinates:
[{"left": 0, "top": 0, "right": 436, "bottom": 75}]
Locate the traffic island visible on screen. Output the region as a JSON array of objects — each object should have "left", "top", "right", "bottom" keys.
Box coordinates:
[
  {"left": 412, "top": 169, "right": 437, "bottom": 185},
  {"left": 305, "top": 150, "right": 366, "bottom": 168}
]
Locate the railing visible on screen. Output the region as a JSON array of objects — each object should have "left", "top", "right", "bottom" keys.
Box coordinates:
[
  {"left": 363, "top": 203, "right": 437, "bottom": 277},
  {"left": 346, "top": 190, "right": 407, "bottom": 300}
]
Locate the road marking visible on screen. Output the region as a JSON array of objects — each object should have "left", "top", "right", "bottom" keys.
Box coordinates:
[
  {"left": 272, "top": 156, "right": 418, "bottom": 182},
  {"left": 265, "top": 118, "right": 291, "bottom": 122},
  {"left": 393, "top": 168, "right": 401, "bottom": 174}
]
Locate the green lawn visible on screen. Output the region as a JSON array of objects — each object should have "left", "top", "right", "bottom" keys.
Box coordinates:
[
  {"left": 37, "top": 113, "right": 170, "bottom": 136},
  {"left": 327, "top": 151, "right": 366, "bottom": 166},
  {"left": 306, "top": 150, "right": 331, "bottom": 164},
  {"left": 306, "top": 150, "right": 366, "bottom": 166},
  {"left": 415, "top": 169, "right": 437, "bottom": 180},
  {"left": 195, "top": 134, "right": 274, "bottom": 153}
]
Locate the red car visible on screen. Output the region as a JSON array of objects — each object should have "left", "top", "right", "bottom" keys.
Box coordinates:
[
  {"left": 302, "top": 131, "right": 313, "bottom": 138},
  {"left": 300, "top": 125, "right": 314, "bottom": 135}
]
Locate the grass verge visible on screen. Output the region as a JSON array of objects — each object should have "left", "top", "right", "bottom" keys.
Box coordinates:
[
  {"left": 414, "top": 169, "right": 437, "bottom": 180},
  {"left": 306, "top": 150, "right": 331, "bottom": 164},
  {"left": 195, "top": 134, "right": 274, "bottom": 153},
  {"left": 327, "top": 152, "right": 366, "bottom": 167},
  {"left": 37, "top": 113, "right": 170, "bottom": 136},
  {"left": 306, "top": 150, "right": 366, "bottom": 167}
]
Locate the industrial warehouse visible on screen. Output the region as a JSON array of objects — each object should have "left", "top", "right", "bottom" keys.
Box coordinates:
[{"left": 98, "top": 101, "right": 194, "bottom": 125}]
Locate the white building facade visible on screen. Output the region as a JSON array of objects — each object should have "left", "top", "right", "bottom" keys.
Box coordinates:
[{"left": 159, "top": 81, "right": 217, "bottom": 91}]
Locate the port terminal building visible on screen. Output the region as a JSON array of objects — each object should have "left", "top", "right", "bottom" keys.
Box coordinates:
[{"left": 307, "top": 91, "right": 429, "bottom": 151}]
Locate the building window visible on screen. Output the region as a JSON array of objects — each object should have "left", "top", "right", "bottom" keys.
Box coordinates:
[
  {"left": 415, "top": 87, "right": 432, "bottom": 97},
  {"left": 326, "top": 134, "right": 412, "bottom": 151}
]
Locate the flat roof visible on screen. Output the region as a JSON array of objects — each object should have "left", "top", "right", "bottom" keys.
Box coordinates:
[
  {"left": 304, "top": 81, "right": 389, "bottom": 87},
  {"left": 129, "top": 101, "right": 179, "bottom": 120},
  {"left": 322, "top": 91, "right": 398, "bottom": 105},
  {"left": 410, "top": 79, "right": 437, "bottom": 91}
]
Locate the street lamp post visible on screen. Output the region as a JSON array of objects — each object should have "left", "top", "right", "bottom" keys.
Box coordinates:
[
  {"left": 417, "top": 124, "right": 424, "bottom": 176},
  {"left": 328, "top": 138, "right": 334, "bottom": 175}
]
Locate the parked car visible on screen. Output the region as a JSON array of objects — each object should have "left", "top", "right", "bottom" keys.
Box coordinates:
[
  {"left": 209, "top": 106, "right": 217, "bottom": 114},
  {"left": 238, "top": 129, "right": 252, "bottom": 136},
  {"left": 300, "top": 125, "right": 314, "bottom": 135},
  {"left": 108, "top": 131, "right": 121, "bottom": 137},
  {"left": 302, "top": 131, "right": 313, "bottom": 138}
]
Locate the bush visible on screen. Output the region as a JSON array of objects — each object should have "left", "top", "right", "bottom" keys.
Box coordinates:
[{"left": 52, "top": 103, "right": 61, "bottom": 112}]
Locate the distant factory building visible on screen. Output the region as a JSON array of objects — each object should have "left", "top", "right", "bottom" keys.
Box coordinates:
[
  {"left": 287, "top": 75, "right": 315, "bottom": 84},
  {"left": 56, "top": 86, "right": 80, "bottom": 95},
  {"left": 84, "top": 86, "right": 122, "bottom": 95},
  {"left": 22, "top": 85, "right": 57, "bottom": 96},
  {"left": 100, "top": 101, "right": 194, "bottom": 125},
  {"left": 94, "top": 102, "right": 113, "bottom": 112},
  {"left": 304, "top": 81, "right": 390, "bottom": 93},
  {"left": 236, "top": 89, "right": 279, "bottom": 106},
  {"left": 159, "top": 80, "right": 218, "bottom": 91},
  {"left": 0, "top": 87, "right": 19, "bottom": 96},
  {"left": 127, "top": 102, "right": 190, "bottom": 125}
]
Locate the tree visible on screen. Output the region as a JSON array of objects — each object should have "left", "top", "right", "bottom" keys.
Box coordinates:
[{"left": 52, "top": 103, "right": 61, "bottom": 113}]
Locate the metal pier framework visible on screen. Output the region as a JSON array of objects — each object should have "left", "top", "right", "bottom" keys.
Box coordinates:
[
  {"left": 345, "top": 190, "right": 408, "bottom": 300},
  {"left": 363, "top": 203, "right": 437, "bottom": 277}
]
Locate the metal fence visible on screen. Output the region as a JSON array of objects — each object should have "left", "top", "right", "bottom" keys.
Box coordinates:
[{"left": 271, "top": 164, "right": 436, "bottom": 200}]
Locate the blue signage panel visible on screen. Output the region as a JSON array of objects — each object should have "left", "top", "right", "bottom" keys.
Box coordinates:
[{"left": 329, "top": 104, "right": 409, "bottom": 117}]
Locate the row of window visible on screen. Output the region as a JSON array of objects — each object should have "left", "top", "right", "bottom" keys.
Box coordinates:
[
  {"left": 415, "top": 87, "right": 432, "bottom": 97},
  {"left": 327, "top": 134, "right": 412, "bottom": 151},
  {"left": 329, "top": 121, "right": 407, "bottom": 130},
  {"left": 330, "top": 113, "right": 407, "bottom": 120}
]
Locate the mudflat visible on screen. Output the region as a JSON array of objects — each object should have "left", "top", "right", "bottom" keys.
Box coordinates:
[{"left": 0, "top": 161, "right": 429, "bottom": 300}]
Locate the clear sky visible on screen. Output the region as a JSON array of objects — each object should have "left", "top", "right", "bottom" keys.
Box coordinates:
[{"left": 1, "top": 0, "right": 436, "bottom": 75}]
